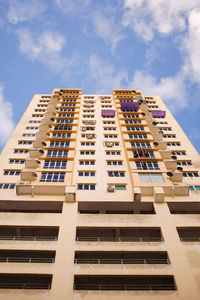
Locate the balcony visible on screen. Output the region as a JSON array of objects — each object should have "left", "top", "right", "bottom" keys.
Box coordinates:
[
  {"left": 0, "top": 274, "right": 52, "bottom": 289},
  {"left": 0, "top": 250, "right": 55, "bottom": 263},
  {"left": 0, "top": 226, "right": 59, "bottom": 241},
  {"left": 74, "top": 275, "right": 176, "bottom": 290},
  {"left": 168, "top": 202, "right": 200, "bottom": 214},
  {"left": 78, "top": 201, "right": 155, "bottom": 214},
  {"left": 177, "top": 227, "right": 200, "bottom": 242},
  {"left": 76, "top": 227, "right": 163, "bottom": 242},
  {"left": 75, "top": 251, "right": 169, "bottom": 264},
  {"left": 0, "top": 200, "right": 63, "bottom": 213}
]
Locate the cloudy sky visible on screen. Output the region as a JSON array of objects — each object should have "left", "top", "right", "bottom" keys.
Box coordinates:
[{"left": 0, "top": 0, "right": 200, "bottom": 152}]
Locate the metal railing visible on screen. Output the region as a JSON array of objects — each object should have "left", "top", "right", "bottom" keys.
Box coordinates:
[
  {"left": 74, "top": 258, "right": 169, "bottom": 264},
  {"left": 76, "top": 237, "right": 163, "bottom": 242},
  {"left": 0, "top": 236, "right": 58, "bottom": 241},
  {"left": 0, "top": 257, "right": 55, "bottom": 263},
  {"left": 0, "top": 283, "right": 51, "bottom": 289},
  {"left": 180, "top": 237, "right": 200, "bottom": 242},
  {"left": 74, "top": 283, "right": 175, "bottom": 290}
]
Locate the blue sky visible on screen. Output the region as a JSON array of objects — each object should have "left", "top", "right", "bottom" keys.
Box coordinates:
[{"left": 0, "top": 0, "right": 200, "bottom": 152}]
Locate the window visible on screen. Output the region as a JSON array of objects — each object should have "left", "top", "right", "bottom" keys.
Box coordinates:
[
  {"left": 57, "top": 113, "right": 74, "bottom": 117},
  {"left": 49, "top": 141, "right": 70, "bottom": 148},
  {"left": 77, "top": 184, "right": 96, "bottom": 190},
  {"left": 129, "top": 134, "right": 148, "bottom": 139},
  {"left": 156, "top": 121, "right": 168, "bottom": 124},
  {"left": 126, "top": 127, "right": 145, "bottom": 132},
  {"left": 43, "top": 161, "right": 67, "bottom": 169},
  {"left": 167, "top": 142, "right": 181, "bottom": 146},
  {"left": 107, "top": 161, "right": 123, "bottom": 166},
  {"left": 172, "top": 151, "right": 186, "bottom": 156},
  {"left": 123, "top": 114, "right": 138, "bottom": 119},
  {"left": 133, "top": 150, "right": 155, "bottom": 158},
  {"left": 54, "top": 126, "right": 72, "bottom": 131},
  {"left": 80, "top": 142, "right": 95, "bottom": 146},
  {"left": 14, "top": 149, "right": 28, "bottom": 154},
  {"left": 79, "top": 160, "right": 95, "bottom": 165},
  {"left": 0, "top": 183, "right": 15, "bottom": 189},
  {"left": 52, "top": 133, "right": 71, "bottom": 138},
  {"left": 29, "top": 120, "right": 41, "bottom": 123},
  {"left": 9, "top": 160, "right": 24, "bottom": 164},
  {"left": 106, "top": 151, "right": 121, "bottom": 155},
  {"left": 80, "top": 151, "right": 95, "bottom": 155},
  {"left": 61, "top": 103, "right": 76, "bottom": 107},
  {"left": 32, "top": 114, "right": 43, "bottom": 117},
  {"left": 189, "top": 186, "right": 200, "bottom": 191},
  {"left": 18, "top": 141, "right": 32, "bottom": 145},
  {"left": 82, "top": 115, "right": 94, "bottom": 118},
  {"left": 125, "top": 120, "right": 141, "bottom": 124},
  {"left": 59, "top": 108, "right": 75, "bottom": 112},
  {"left": 159, "top": 127, "right": 172, "bottom": 131},
  {"left": 56, "top": 119, "right": 73, "bottom": 124},
  {"left": 104, "top": 135, "right": 118, "bottom": 138},
  {"left": 131, "top": 142, "right": 151, "bottom": 149},
  {"left": 115, "top": 185, "right": 126, "bottom": 190},
  {"left": 177, "top": 161, "right": 192, "bottom": 166},
  {"left": 40, "top": 172, "right": 65, "bottom": 182},
  {"left": 104, "top": 127, "right": 116, "bottom": 131},
  {"left": 136, "top": 162, "right": 159, "bottom": 170},
  {"left": 25, "top": 126, "right": 38, "bottom": 130},
  {"left": 103, "top": 121, "right": 115, "bottom": 124},
  {"left": 22, "top": 133, "right": 36, "bottom": 137},
  {"left": 46, "top": 150, "right": 68, "bottom": 158},
  {"left": 163, "top": 134, "right": 176, "bottom": 138},
  {"left": 183, "top": 172, "right": 199, "bottom": 177},
  {"left": 139, "top": 173, "right": 164, "bottom": 183},
  {"left": 108, "top": 171, "right": 125, "bottom": 177},
  {"left": 78, "top": 171, "right": 95, "bottom": 176},
  {"left": 3, "top": 170, "right": 20, "bottom": 176}
]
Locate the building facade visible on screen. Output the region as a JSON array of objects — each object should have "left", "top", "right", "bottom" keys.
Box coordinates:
[{"left": 0, "top": 88, "right": 200, "bottom": 299}]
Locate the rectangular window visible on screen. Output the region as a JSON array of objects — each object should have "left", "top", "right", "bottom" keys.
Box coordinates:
[
  {"left": 115, "top": 185, "right": 126, "bottom": 190},
  {"left": 125, "top": 120, "right": 141, "bottom": 124},
  {"left": 107, "top": 161, "right": 123, "bottom": 166},
  {"left": 52, "top": 133, "right": 71, "bottom": 138},
  {"left": 9, "top": 160, "right": 25, "bottom": 164},
  {"left": 126, "top": 127, "right": 144, "bottom": 132},
  {"left": 56, "top": 119, "right": 73, "bottom": 124},
  {"left": 80, "top": 151, "right": 95, "bottom": 155},
  {"left": 79, "top": 160, "right": 95, "bottom": 165},
  {"left": 108, "top": 171, "right": 125, "bottom": 177},
  {"left": 80, "top": 142, "right": 95, "bottom": 146},
  {"left": 139, "top": 173, "right": 164, "bottom": 183},
  {"left": 189, "top": 186, "right": 200, "bottom": 191},
  {"left": 106, "top": 151, "right": 121, "bottom": 155},
  {"left": 0, "top": 183, "right": 15, "bottom": 189},
  {"left": 14, "top": 149, "right": 28, "bottom": 154},
  {"left": 136, "top": 162, "right": 159, "bottom": 170},
  {"left": 129, "top": 134, "right": 148, "bottom": 139},
  {"left": 183, "top": 172, "right": 199, "bottom": 177},
  {"left": 104, "top": 135, "right": 118, "bottom": 138},
  {"left": 78, "top": 171, "right": 95, "bottom": 176},
  {"left": 40, "top": 172, "right": 65, "bottom": 182},
  {"left": 43, "top": 160, "right": 67, "bottom": 169},
  {"left": 131, "top": 142, "right": 151, "bottom": 149},
  {"left": 77, "top": 184, "right": 96, "bottom": 190},
  {"left": 4, "top": 171, "right": 20, "bottom": 176},
  {"left": 18, "top": 141, "right": 33, "bottom": 145},
  {"left": 177, "top": 161, "right": 192, "bottom": 166},
  {"left": 25, "top": 127, "right": 38, "bottom": 130},
  {"left": 46, "top": 150, "right": 68, "bottom": 158},
  {"left": 104, "top": 127, "right": 117, "bottom": 131},
  {"left": 172, "top": 151, "right": 186, "bottom": 156},
  {"left": 49, "top": 141, "right": 70, "bottom": 148}
]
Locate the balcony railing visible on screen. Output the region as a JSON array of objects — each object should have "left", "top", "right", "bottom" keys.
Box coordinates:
[
  {"left": 0, "top": 236, "right": 58, "bottom": 241},
  {"left": 0, "top": 257, "right": 55, "bottom": 263},
  {"left": 0, "top": 283, "right": 51, "bottom": 289},
  {"left": 74, "top": 283, "right": 175, "bottom": 290},
  {"left": 180, "top": 237, "right": 200, "bottom": 242},
  {"left": 76, "top": 237, "right": 163, "bottom": 242},
  {"left": 74, "top": 258, "right": 169, "bottom": 264}
]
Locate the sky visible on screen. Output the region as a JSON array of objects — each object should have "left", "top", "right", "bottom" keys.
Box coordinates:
[{"left": 0, "top": 0, "right": 200, "bottom": 152}]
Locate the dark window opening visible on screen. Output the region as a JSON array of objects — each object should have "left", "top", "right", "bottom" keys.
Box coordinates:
[
  {"left": 0, "top": 201, "right": 63, "bottom": 213},
  {"left": 0, "top": 274, "right": 52, "bottom": 289}
]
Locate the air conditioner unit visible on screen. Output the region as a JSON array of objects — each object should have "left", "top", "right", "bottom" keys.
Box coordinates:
[
  {"left": 107, "top": 185, "right": 115, "bottom": 192},
  {"left": 106, "top": 142, "right": 113, "bottom": 147},
  {"left": 86, "top": 134, "right": 94, "bottom": 139}
]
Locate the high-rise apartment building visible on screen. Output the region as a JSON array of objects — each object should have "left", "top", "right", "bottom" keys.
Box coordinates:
[{"left": 0, "top": 88, "right": 200, "bottom": 300}]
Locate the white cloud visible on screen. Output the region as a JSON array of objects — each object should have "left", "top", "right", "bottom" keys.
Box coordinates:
[
  {"left": 129, "top": 70, "right": 187, "bottom": 111},
  {"left": 181, "top": 9, "right": 200, "bottom": 84},
  {"left": 92, "top": 11, "right": 125, "bottom": 51},
  {"left": 17, "top": 28, "right": 78, "bottom": 80},
  {"left": 17, "top": 29, "right": 66, "bottom": 59},
  {"left": 122, "top": 0, "right": 200, "bottom": 41},
  {"left": 0, "top": 86, "right": 15, "bottom": 145},
  {"left": 89, "top": 54, "right": 128, "bottom": 92},
  {"left": 54, "top": 0, "right": 91, "bottom": 14},
  {"left": 7, "top": 0, "right": 46, "bottom": 24}
]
